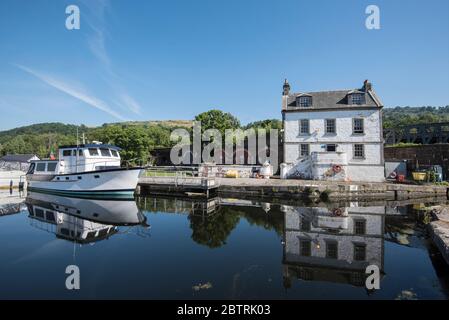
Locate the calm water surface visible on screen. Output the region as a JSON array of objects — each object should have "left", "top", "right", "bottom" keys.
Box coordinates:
[{"left": 0, "top": 190, "right": 448, "bottom": 299}]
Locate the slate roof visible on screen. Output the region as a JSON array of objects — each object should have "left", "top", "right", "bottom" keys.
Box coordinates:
[
  {"left": 0, "top": 154, "right": 39, "bottom": 163},
  {"left": 283, "top": 88, "right": 383, "bottom": 112}
]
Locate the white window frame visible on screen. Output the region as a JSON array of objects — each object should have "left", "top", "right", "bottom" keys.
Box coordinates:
[
  {"left": 351, "top": 93, "right": 365, "bottom": 105},
  {"left": 297, "top": 96, "right": 312, "bottom": 108},
  {"left": 300, "top": 144, "right": 309, "bottom": 157},
  {"left": 325, "top": 119, "right": 336, "bottom": 134},
  {"left": 353, "top": 118, "right": 364, "bottom": 134},
  {"left": 353, "top": 144, "right": 365, "bottom": 159},
  {"left": 299, "top": 119, "right": 310, "bottom": 135}
]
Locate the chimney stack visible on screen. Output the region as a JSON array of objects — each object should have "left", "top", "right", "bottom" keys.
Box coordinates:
[
  {"left": 363, "top": 79, "right": 372, "bottom": 92},
  {"left": 283, "top": 79, "right": 291, "bottom": 96}
]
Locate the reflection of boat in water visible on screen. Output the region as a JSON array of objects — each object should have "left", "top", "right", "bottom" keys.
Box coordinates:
[
  {"left": 25, "top": 192, "right": 148, "bottom": 244},
  {"left": 281, "top": 205, "right": 385, "bottom": 288}
]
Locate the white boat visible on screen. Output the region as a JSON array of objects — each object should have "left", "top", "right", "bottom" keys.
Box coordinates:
[{"left": 26, "top": 143, "right": 142, "bottom": 199}]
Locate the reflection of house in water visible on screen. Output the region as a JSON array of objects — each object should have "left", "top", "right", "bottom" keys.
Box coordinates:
[
  {"left": 26, "top": 192, "right": 148, "bottom": 244},
  {"left": 282, "top": 205, "right": 385, "bottom": 287}
]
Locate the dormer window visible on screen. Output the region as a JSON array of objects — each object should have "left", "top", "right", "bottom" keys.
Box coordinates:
[
  {"left": 297, "top": 95, "right": 312, "bottom": 107},
  {"left": 350, "top": 93, "right": 365, "bottom": 105}
]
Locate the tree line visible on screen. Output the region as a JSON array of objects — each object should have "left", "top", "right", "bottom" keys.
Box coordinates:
[{"left": 0, "top": 106, "right": 448, "bottom": 162}]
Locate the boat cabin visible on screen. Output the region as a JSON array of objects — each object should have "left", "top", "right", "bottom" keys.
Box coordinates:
[{"left": 28, "top": 143, "right": 122, "bottom": 175}]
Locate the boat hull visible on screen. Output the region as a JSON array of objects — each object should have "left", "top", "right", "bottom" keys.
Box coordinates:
[{"left": 27, "top": 168, "right": 142, "bottom": 200}]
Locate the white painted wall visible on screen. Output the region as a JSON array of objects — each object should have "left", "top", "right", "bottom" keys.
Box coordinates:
[
  {"left": 282, "top": 108, "right": 384, "bottom": 181},
  {"left": 346, "top": 165, "right": 385, "bottom": 182},
  {"left": 284, "top": 109, "right": 382, "bottom": 143}
]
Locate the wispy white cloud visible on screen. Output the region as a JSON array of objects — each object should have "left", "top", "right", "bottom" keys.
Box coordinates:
[
  {"left": 82, "top": 0, "right": 113, "bottom": 73},
  {"left": 16, "top": 64, "right": 128, "bottom": 121},
  {"left": 82, "top": 0, "right": 144, "bottom": 115},
  {"left": 119, "top": 93, "right": 142, "bottom": 114},
  {"left": 88, "top": 26, "right": 112, "bottom": 70}
]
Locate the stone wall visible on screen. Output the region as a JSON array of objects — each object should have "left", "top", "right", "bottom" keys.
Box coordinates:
[{"left": 384, "top": 144, "right": 449, "bottom": 179}]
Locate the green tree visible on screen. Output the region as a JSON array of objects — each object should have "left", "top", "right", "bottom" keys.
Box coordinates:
[
  {"left": 244, "top": 119, "right": 282, "bottom": 131},
  {"left": 194, "top": 109, "right": 241, "bottom": 135}
]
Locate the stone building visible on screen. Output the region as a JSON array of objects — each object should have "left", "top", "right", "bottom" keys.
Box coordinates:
[{"left": 280, "top": 80, "right": 384, "bottom": 182}]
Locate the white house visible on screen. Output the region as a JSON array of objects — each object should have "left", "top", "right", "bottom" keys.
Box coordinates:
[{"left": 280, "top": 79, "right": 385, "bottom": 182}]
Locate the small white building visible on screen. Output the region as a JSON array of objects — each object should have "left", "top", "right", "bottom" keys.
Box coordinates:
[
  {"left": 0, "top": 154, "right": 40, "bottom": 171},
  {"left": 280, "top": 80, "right": 385, "bottom": 182}
]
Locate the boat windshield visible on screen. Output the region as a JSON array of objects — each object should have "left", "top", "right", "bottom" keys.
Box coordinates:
[
  {"left": 27, "top": 163, "right": 35, "bottom": 174},
  {"left": 100, "top": 148, "right": 111, "bottom": 157}
]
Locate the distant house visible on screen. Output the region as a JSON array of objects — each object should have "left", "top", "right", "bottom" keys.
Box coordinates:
[
  {"left": 281, "top": 79, "right": 384, "bottom": 182},
  {"left": 0, "top": 154, "right": 40, "bottom": 171}
]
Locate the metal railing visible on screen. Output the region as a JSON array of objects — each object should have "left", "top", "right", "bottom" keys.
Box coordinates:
[{"left": 142, "top": 166, "right": 219, "bottom": 188}]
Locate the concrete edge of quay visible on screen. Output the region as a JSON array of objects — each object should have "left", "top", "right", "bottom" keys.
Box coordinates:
[
  {"left": 429, "top": 206, "right": 449, "bottom": 266},
  {"left": 214, "top": 178, "right": 448, "bottom": 201},
  {"left": 429, "top": 222, "right": 449, "bottom": 266}
]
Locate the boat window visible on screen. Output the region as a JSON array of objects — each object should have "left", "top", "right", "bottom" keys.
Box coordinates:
[
  {"left": 36, "top": 163, "right": 46, "bottom": 172},
  {"left": 35, "top": 208, "right": 44, "bottom": 218},
  {"left": 100, "top": 148, "right": 111, "bottom": 157},
  {"left": 60, "top": 228, "right": 70, "bottom": 236},
  {"left": 46, "top": 211, "right": 55, "bottom": 222},
  {"left": 47, "top": 162, "right": 57, "bottom": 172},
  {"left": 111, "top": 149, "right": 119, "bottom": 157},
  {"left": 62, "top": 150, "right": 72, "bottom": 156},
  {"left": 78, "top": 149, "right": 84, "bottom": 157},
  {"left": 88, "top": 148, "right": 99, "bottom": 156}
]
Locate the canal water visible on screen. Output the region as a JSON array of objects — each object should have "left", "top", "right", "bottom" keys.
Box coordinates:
[{"left": 0, "top": 190, "right": 448, "bottom": 299}]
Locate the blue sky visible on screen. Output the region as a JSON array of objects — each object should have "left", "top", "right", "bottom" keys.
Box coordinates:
[{"left": 0, "top": 0, "right": 448, "bottom": 130}]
